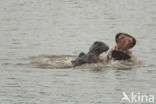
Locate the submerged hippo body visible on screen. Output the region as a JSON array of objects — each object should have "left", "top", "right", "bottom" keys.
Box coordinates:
[{"left": 72, "top": 41, "right": 109, "bottom": 67}]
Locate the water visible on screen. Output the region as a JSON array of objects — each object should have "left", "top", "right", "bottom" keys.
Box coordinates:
[{"left": 0, "top": 0, "right": 156, "bottom": 104}]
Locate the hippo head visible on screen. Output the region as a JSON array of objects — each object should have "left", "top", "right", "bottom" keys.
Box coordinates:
[{"left": 89, "top": 41, "right": 109, "bottom": 56}]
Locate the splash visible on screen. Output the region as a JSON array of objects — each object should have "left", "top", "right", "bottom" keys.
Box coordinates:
[
  {"left": 29, "top": 55, "right": 76, "bottom": 69},
  {"left": 25, "top": 54, "right": 150, "bottom": 70}
]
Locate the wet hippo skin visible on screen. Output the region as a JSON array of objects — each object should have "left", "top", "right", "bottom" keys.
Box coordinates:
[
  {"left": 111, "top": 50, "right": 131, "bottom": 60},
  {"left": 71, "top": 41, "right": 109, "bottom": 67}
]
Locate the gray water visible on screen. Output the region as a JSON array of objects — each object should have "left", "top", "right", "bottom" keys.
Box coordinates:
[{"left": 0, "top": 0, "right": 156, "bottom": 104}]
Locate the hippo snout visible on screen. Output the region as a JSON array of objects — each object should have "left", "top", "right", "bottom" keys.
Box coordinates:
[{"left": 102, "top": 44, "right": 109, "bottom": 52}]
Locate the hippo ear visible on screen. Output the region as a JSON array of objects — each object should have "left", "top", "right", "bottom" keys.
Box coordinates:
[
  {"left": 89, "top": 41, "right": 98, "bottom": 51},
  {"left": 93, "top": 41, "right": 99, "bottom": 45}
]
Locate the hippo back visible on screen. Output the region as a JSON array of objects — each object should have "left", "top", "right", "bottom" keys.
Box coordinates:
[{"left": 72, "top": 52, "right": 88, "bottom": 67}]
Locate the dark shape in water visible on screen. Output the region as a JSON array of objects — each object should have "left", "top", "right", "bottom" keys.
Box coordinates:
[
  {"left": 111, "top": 50, "right": 131, "bottom": 60},
  {"left": 71, "top": 41, "right": 109, "bottom": 67}
]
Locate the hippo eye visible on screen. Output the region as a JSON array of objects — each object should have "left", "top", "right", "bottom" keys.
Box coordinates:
[{"left": 96, "top": 48, "right": 101, "bottom": 51}]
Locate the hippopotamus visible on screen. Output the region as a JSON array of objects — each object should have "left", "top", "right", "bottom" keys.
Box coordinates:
[
  {"left": 107, "top": 33, "right": 136, "bottom": 61},
  {"left": 71, "top": 41, "right": 109, "bottom": 67}
]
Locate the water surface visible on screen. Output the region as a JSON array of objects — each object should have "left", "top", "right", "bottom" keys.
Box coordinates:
[{"left": 0, "top": 0, "right": 156, "bottom": 104}]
